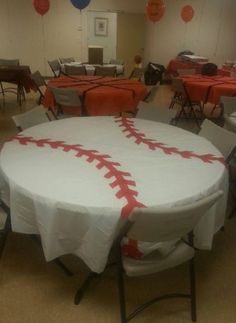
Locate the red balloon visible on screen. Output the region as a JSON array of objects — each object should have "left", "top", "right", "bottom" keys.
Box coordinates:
[
  {"left": 33, "top": 0, "right": 50, "bottom": 16},
  {"left": 181, "top": 5, "right": 194, "bottom": 23},
  {"left": 146, "top": 0, "right": 166, "bottom": 23}
]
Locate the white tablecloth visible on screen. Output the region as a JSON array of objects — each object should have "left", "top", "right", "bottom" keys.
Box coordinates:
[
  {"left": 61, "top": 62, "right": 124, "bottom": 76},
  {"left": 0, "top": 117, "right": 228, "bottom": 272}
]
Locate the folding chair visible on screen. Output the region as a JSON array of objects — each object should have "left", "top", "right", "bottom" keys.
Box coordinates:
[
  {"left": 94, "top": 66, "right": 116, "bottom": 77},
  {"left": 143, "top": 85, "right": 159, "bottom": 103},
  {"left": 136, "top": 101, "right": 176, "bottom": 124},
  {"left": 59, "top": 57, "right": 75, "bottom": 64},
  {"left": 169, "top": 78, "right": 202, "bottom": 127},
  {"left": 0, "top": 58, "right": 25, "bottom": 105},
  {"left": 50, "top": 87, "right": 84, "bottom": 117},
  {"left": 74, "top": 191, "right": 223, "bottom": 323},
  {"left": 211, "top": 95, "right": 236, "bottom": 117},
  {"left": 48, "top": 59, "right": 61, "bottom": 78},
  {"left": 224, "top": 115, "right": 236, "bottom": 133},
  {"left": 12, "top": 105, "right": 54, "bottom": 131},
  {"left": 30, "top": 70, "right": 47, "bottom": 104},
  {"left": 64, "top": 65, "right": 87, "bottom": 76},
  {"left": 199, "top": 119, "right": 236, "bottom": 217}
]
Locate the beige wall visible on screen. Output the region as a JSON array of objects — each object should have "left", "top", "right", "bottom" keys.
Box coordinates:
[
  {"left": 0, "top": 0, "right": 146, "bottom": 76},
  {"left": 117, "top": 13, "right": 146, "bottom": 77},
  {"left": 144, "top": 0, "right": 236, "bottom": 67},
  {"left": 1, "top": 0, "right": 236, "bottom": 76}
]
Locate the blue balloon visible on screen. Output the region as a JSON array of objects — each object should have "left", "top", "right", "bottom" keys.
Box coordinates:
[{"left": 70, "top": 0, "right": 91, "bottom": 10}]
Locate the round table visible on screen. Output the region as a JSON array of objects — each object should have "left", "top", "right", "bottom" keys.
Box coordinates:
[
  {"left": 0, "top": 117, "right": 228, "bottom": 273},
  {"left": 43, "top": 76, "right": 147, "bottom": 116},
  {"left": 181, "top": 74, "right": 236, "bottom": 104}
]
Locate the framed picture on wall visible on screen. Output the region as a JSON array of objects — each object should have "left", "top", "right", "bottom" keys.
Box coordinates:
[{"left": 95, "top": 18, "right": 108, "bottom": 36}]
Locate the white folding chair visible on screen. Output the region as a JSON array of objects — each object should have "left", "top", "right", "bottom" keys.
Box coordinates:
[
  {"left": 199, "top": 119, "right": 236, "bottom": 162},
  {"left": 136, "top": 101, "right": 176, "bottom": 124},
  {"left": 74, "top": 191, "right": 223, "bottom": 323},
  {"left": 12, "top": 105, "right": 52, "bottom": 131},
  {"left": 211, "top": 95, "right": 236, "bottom": 117}
]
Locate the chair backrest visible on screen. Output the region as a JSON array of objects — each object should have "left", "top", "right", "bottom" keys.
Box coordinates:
[
  {"left": 94, "top": 66, "right": 116, "bottom": 77},
  {"left": 0, "top": 58, "right": 19, "bottom": 66},
  {"left": 171, "top": 78, "right": 186, "bottom": 94},
  {"left": 50, "top": 87, "right": 82, "bottom": 107},
  {"left": 129, "top": 68, "right": 145, "bottom": 81},
  {"left": 30, "top": 70, "right": 46, "bottom": 88},
  {"left": 12, "top": 105, "right": 50, "bottom": 131},
  {"left": 199, "top": 119, "right": 236, "bottom": 160},
  {"left": 177, "top": 69, "right": 196, "bottom": 76},
  {"left": 48, "top": 60, "right": 61, "bottom": 77},
  {"left": 224, "top": 115, "right": 236, "bottom": 133},
  {"left": 64, "top": 65, "right": 87, "bottom": 76},
  {"left": 220, "top": 96, "right": 236, "bottom": 115},
  {"left": 143, "top": 86, "right": 159, "bottom": 103},
  {"left": 136, "top": 101, "right": 176, "bottom": 124},
  {"left": 59, "top": 57, "right": 75, "bottom": 64},
  {"left": 124, "top": 190, "right": 223, "bottom": 243},
  {"left": 109, "top": 59, "right": 124, "bottom": 65}
]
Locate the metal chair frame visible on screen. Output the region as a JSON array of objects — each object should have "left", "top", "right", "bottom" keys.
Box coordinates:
[
  {"left": 169, "top": 78, "right": 202, "bottom": 128},
  {"left": 74, "top": 191, "right": 223, "bottom": 322},
  {"left": 30, "top": 70, "right": 47, "bottom": 104},
  {"left": 48, "top": 59, "right": 62, "bottom": 78}
]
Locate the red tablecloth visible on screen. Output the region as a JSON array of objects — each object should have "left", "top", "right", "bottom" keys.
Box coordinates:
[
  {"left": 180, "top": 74, "right": 236, "bottom": 104},
  {"left": 43, "top": 76, "right": 148, "bottom": 116},
  {"left": 166, "top": 59, "right": 230, "bottom": 77}
]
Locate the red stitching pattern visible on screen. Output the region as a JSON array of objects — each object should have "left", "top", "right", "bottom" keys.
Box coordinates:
[
  {"left": 115, "top": 117, "right": 225, "bottom": 165},
  {"left": 11, "top": 135, "right": 145, "bottom": 218}
]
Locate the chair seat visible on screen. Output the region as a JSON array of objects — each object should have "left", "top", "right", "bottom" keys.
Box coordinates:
[{"left": 123, "top": 240, "right": 194, "bottom": 277}]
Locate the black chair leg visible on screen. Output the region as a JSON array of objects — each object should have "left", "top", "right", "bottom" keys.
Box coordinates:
[
  {"left": 74, "top": 271, "right": 98, "bottom": 305},
  {"left": 189, "top": 258, "right": 197, "bottom": 322},
  {"left": 0, "top": 202, "right": 11, "bottom": 258},
  {"left": 117, "top": 250, "right": 127, "bottom": 323}
]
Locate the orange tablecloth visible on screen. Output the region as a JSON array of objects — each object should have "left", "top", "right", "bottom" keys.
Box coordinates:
[
  {"left": 166, "top": 59, "right": 230, "bottom": 77},
  {"left": 43, "top": 76, "right": 148, "bottom": 116},
  {"left": 180, "top": 74, "right": 236, "bottom": 104}
]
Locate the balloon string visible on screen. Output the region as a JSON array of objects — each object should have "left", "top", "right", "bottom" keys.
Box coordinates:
[{"left": 42, "top": 16, "right": 47, "bottom": 75}]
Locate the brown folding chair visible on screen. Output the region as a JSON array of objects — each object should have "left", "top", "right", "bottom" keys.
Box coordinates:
[
  {"left": 64, "top": 65, "right": 87, "bottom": 76},
  {"left": 94, "top": 66, "right": 116, "bottom": 77}
]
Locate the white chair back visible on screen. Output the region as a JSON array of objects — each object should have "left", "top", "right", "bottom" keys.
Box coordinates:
[
  {"left": 136, "top": 102, "right": 176, "bottom": 124},
  {"left": 199, "top": 119, "right": 236, "bottom": 159},
  {"left": 224, "top": 114, "right": 236, "bottom": 133},
  {"left": 12, "top": 105, "right": 50, "bottom": 131},
  {"left": 126, "top": 191, "right": 223, "bottom": 243},
  {"left": 220, "top": 96, "right": 236, "bottom": 115}
]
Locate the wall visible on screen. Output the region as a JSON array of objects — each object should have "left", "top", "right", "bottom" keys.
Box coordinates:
[
  {"left": 87, "top": 11, "right": 117, "bottom": 64},
  {"left": 117, "top": 13, "right": 146, "bottom": 77},
  {"left": 0, "top": 0, "right": 146, "bottom": 76},
  {"left": 144, "top": 0, "right": 236, "bottom": 67}
]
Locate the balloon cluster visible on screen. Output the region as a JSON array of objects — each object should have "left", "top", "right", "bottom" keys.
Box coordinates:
[
  {"left": 146, "top": 1, "right": 195, "bottom": 23},
  {"left": 33, "top": 0, "right": 91, "bottom": 16}
]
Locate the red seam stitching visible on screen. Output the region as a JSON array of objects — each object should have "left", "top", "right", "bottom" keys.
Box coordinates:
[
  {"left": 115, "top": 117, "right": 225, "bottom": 165},
  {"left": 11, "top": 135, "right": 145, "bottom": 218}
]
